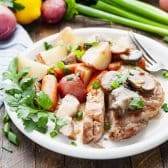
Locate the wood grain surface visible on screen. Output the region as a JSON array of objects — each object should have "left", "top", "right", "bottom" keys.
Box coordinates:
[{"left": 1, "top": 0, "right": 168, "bottom": 167}]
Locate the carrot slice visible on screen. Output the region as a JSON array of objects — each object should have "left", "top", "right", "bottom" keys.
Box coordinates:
[{"left": 108, "top": 62, "right": 122, "bottom": 71}]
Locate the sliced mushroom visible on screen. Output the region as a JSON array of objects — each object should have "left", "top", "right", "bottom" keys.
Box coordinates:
[
  {"left": 111, "top": 37, "right": 131, "bottom": 54},
  {"left": 62, "top": 53, "right": 77, "bottom": 65},
  {"left": 110, "top": 86, "right": 139, "bottom": 116},
  {"left": 128, "top": 69, "right": 156, "bottom": 92},
  {"left": 120, "top": 50, "right": 143, "bottom": 64},
  {"left": 101, "top": 71, "right": 119, "bottom": 91}
]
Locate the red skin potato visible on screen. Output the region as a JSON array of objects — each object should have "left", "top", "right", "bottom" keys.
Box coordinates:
[
  {"left": 0, "top": 5, "right": 16, "bottom": 41},
  {"left": 41, "top": 0, "right": 66, "bottom": 24},
  {"left": 58, "top": 74, "right": 87, "bottom": 102}
]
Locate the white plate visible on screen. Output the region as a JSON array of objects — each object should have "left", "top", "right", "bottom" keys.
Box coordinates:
[{"left": 5, "top": 28, "right": 168, "bottom": 159}]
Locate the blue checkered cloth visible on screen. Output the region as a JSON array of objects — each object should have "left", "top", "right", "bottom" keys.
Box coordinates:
[{"left": 0, "top": 24, "right": 33, "bottom": 108}]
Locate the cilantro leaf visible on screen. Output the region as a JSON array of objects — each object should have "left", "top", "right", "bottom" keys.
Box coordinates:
[
  {"left": 35, "top": 92, "right": 53, "bottom": 110},
  {"left": 129, "top": 97, "right": 144, "bottom": 109},
  {"left": 3, "top": 57, "right": 18, "bottom": 82},
  {"left": 5, "top": 83, "right": 22, "bottom": 95},
  {"left": 20, "top": 77, "right": 36, "bottom": 90},
  {"left": 37, "top": 112, "right": 48, "bottom": 128},
  {"left": 23, "top": 119, "right": 37, "bottom": 132},
  {"left": 17, "top": 67, "right": 30, "bottom": 81}
]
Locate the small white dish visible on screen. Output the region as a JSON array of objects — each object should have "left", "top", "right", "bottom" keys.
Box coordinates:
[{"left": 5, "top": 28, "right": 168, "bottom": 159}]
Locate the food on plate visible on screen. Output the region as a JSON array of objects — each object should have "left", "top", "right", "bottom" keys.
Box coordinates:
[
  {"left": 41, "top": 75, "right": 58, "bottom": 111},
  {"left": 0, "top": 5, "right": 16, "bottom": 41},
  {"left": 58, "top": 74, "right": 87, "bottom": 102},
  {"left": 41, "top": 0, "right": 66, "bottom": 24},
  {"left": 82, "top": 42, "right": 112, "bottom": 70},
  {"left": 36, "top": 45, "right": 67, "bottom": 66},
  {"left": 18, "top": 55, "right": 49, "bottom": 80},
  {"left": 83, "top": 88, "right": 105, "bottom": 143},
  {"left": 2, "top": 27, "right": 165, "bottom": 148}
]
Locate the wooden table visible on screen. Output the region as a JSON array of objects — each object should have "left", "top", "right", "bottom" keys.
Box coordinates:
[{"left": 1, "top": 1, "right": 168, "bottom": 167}]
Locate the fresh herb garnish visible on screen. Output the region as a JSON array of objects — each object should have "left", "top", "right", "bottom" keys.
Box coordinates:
[
  {"left": 84, "top": 41, "right": 99, "bottom": 49},
  {"left": 162, "top": 103, "right": 168, "bottom": 112},
  {"left": 111, "top": 73, "right": 129, "bottom": 89},
  {"left": 76, "top": 111, "right": 83, "bottom": 121},
  {"left": 67, "top": 44, "right": 73, "bottom": 53},
  {"left": 74, "top": 49, "right": 85, "bottom": 60},
  {"left": 56, "top": 61, "right": 71, "bottom": 75},
  {"left": 71, "top": 141, "right": 77, "bottom": 147},
  {"left": 1, "top": 146, "right": 13, "bottom": 153},
  {"left": 92, "top": 80, "right": 100, "bottom": 89},
  {"left": 163, "top": 71, "right": 168, "bottom": 79},
  {"left": 104, "top": 120, "right": 110, "bottom": 130},
  {"left": 2, "top": 58, "right": 68, "bottom": 142},
  {"left": 129, "top": 97, "right": 144, "bottom": 109},
  {"left": 44, "top": 42, "right": 53, "bottom": 50}
]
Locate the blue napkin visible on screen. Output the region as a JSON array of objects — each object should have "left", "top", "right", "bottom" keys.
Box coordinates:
[{"left": 0, "top": 24, "right": 33, "bottom": 107}]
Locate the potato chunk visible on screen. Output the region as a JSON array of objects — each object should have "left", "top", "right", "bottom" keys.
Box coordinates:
[
  {"left": 82, "top": 42, "right": 112, "bottom": 70},
  {"left": 18, "top": 56, "right": 49, "bottom": 80},
  {"left": 39, "top": 45, "right": 67, "bottom": 66}
]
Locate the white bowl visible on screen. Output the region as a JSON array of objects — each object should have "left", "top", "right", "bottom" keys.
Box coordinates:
[{"left": 5, "top": 28, "right": 168, "bottom": 159}]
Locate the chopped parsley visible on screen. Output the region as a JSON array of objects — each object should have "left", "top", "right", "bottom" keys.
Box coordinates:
[
  {"left": 44, "top": 42, "right": 53, "bottom": 50},
  {"left": 71, "top": 141, "right": 77, "bottom": 147},
  {"left": 83, "top": 41, "right": 99, "bottom": 49},
  {"left": 111, "top": 73, "right": 129, "bottom": 89},
  {"left": 162, "top": 103, "right": 168, "bottom": 112},
  {"left": 74, "top": 49, "right": 85, "bottom": 60},
  {"left": 129, "top": 97, "right": 144, "bottom": 109},
  {"left": 163, "top": 71, "right": 168, "bottom": 79},
  {"left": 1, "top": 58, "right": 68, "bottom": 144},
  {"left": 50, "top": 131, "right": 57, "bottom": 138},
  {"left": 92, "top": 80, "right": 100, "bottom": 89},
  {"left": 56, "top": 61, "right": 71, "bottom": 75},
  {"left": 76, "top": 111, "right": 83, "bottom": 121}
]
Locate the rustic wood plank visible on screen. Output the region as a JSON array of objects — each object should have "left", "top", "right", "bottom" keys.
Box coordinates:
[
  {"left": 96, "top": 158, "right": 131, "bottom": 168},
  {"left": 0, "top": 107, "right": 35, "bottom": 168},
  {"left": 35, "top": 145, "right": 64, "bottom": 168},
  {"left": 131, "top": 148, "right": 163, "bottom": 168},
  {"left": 64, "top": 157, "right": 95, "bottom": 168},
  {"left": 160, "top": 141, "right": 168, "bottom": 168}
]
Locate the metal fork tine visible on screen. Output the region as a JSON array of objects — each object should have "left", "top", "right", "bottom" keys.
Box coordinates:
[
  {"left": 129, "top": 31, "right": 157, "bottom": 64},
  {"left": 128, "top": 32, "right": 153, "bottom": 65}
]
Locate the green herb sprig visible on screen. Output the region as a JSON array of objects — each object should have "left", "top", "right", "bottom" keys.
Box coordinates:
[{"left": 2, "top": 58, "right": 68, "bottom": 143}]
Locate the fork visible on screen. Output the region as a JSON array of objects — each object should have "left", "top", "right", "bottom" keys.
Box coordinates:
[{"left": 128, "top": 31, "right": 168, "bottom": 72}]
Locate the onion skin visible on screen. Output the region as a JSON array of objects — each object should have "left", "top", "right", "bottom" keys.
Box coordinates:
[
  {"left": 160, "top": 0, "right": 168, "bottom": 12},
  {"left": 0, "top": 5, "right": 16, "bottom": 41},
  {"left": 41, "top": 0, "right": 66, "bottom": 24}
]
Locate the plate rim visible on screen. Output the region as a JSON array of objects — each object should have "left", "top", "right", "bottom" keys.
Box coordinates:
[{"left": 5, "top": 27, "right": 168, "bottom": 159}]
